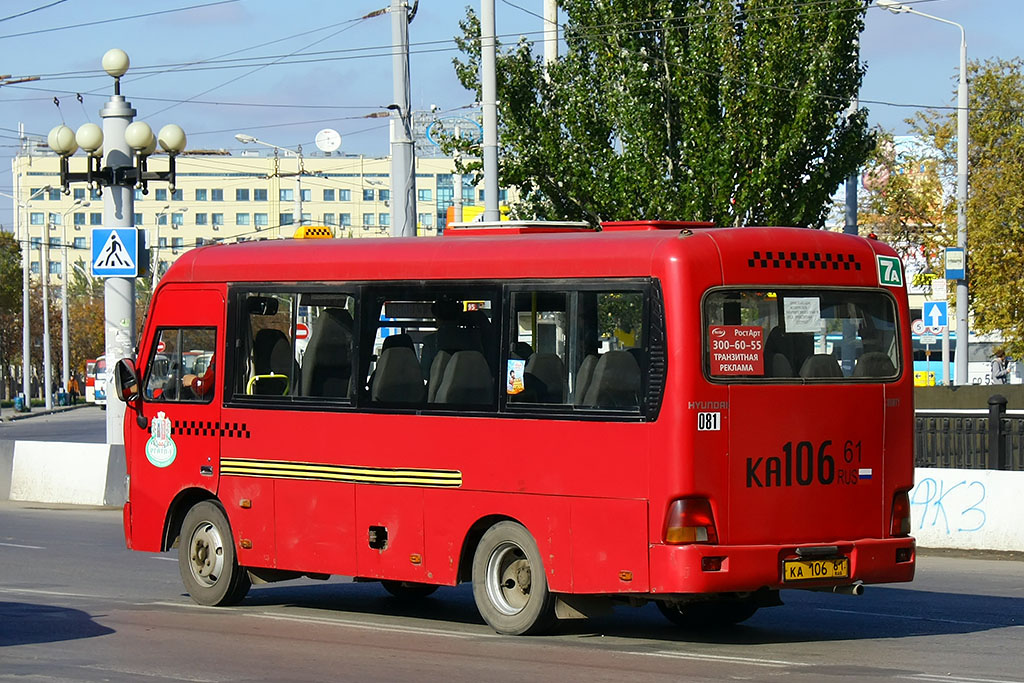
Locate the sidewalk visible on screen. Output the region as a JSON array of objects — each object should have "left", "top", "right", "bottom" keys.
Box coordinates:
[{"left": 0, "top": 402, "right": 91, "bottom": 423}]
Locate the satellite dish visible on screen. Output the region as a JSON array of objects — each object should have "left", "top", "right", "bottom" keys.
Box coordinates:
[{"left": 315, "top": 128, "right": 342, "bottom": 153}]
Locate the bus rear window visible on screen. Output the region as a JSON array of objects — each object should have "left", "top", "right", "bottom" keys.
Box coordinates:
[{"left": 703, "top": 289, "right": 900, "bottom": 382}]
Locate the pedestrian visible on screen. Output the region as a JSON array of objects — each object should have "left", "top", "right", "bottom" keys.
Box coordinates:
[{"left": 991, "top": 348, "right": 1010, "bottom": 384}]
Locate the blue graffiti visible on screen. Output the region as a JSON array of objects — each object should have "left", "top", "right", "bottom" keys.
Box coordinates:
[{"left": 910, "top": 477, "right": 987, "bottom": 535}]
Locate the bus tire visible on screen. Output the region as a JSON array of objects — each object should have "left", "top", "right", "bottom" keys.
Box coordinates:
[
  {"left": 657, "top": 599, "right": 758, "bottom": 628},
  {"left": 381, "top": 580, "right": 438, "bottom": 599},
  {"left": 178, "top": 500, "right": 251, "bottom": 606},
  {"left": 472, "top": 521, "right": 556, "bottom": 635}
]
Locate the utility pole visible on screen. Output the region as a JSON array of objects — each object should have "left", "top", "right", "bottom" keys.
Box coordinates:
[
  {"left": 481, "top": 0, "right": 499, "bottom": 222},
  {"left": 390, "top": 0, "right": 416, "bottom": 237},
  {"left": 843, "top": 99, "right": 858, "bottom": 236},
  {"left": 41, "top": 219, "right": 53, "bottom": 409},
  {"left": 543, "top": 0, "right": 558, "bottom": 73}
]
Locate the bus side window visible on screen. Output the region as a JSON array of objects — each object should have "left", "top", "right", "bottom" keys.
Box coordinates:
[{"left": 237, "top": 293, "right": 295, "bottom": 398}]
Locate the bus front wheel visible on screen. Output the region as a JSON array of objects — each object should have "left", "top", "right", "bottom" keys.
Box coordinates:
[
  {"left": 657, "top": 599, "right": 758, "bottom": 628},
  {"left": 472, "top": 521, "right": 556, "bottom": 635},
  {"left": 178, "top": 500, "right": 251, "bottom": 606}
]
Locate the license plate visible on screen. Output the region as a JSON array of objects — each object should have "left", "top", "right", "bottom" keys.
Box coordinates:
[{"left": 783, "top": 557, "right": 849, "bottom": 582}]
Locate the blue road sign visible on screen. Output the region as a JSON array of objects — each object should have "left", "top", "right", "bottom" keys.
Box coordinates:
[
  {"left": 91, "top": 227, "right": 139, "bottom": 277},
  {"left": 944, "top": 247, "right": 966, "bottom": 280},
  {"left": 923, "top": 301, "right": 948, "bottom": 329}
]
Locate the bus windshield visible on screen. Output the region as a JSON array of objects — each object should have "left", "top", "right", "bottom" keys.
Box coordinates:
[{"left": 704, "top": 288, "right": 900, "bottom": 381}]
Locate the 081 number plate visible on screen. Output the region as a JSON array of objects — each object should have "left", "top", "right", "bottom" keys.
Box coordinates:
[{"left": 783, "top": 557, "right": 849, "bottom": 582}]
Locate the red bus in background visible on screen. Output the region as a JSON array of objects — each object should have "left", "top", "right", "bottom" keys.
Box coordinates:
[{"left": 114, "top": 220, "right": 915, "bottom": 635}]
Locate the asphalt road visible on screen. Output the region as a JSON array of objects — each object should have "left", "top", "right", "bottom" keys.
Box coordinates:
[
  {"left": 1, "top": 502, "right": 1022, "bottom": 683},
  {"left": 0, "top": 405, "right": 106, "bottom": 443}
]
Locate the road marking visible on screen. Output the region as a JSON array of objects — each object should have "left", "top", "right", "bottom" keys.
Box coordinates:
[
  {"left": 0, "top": 541, "right": 44, "bottom": 549},
  {"left": 818, "top": 607, "right": 1000, "bottom": 627},
  {"left": 151, "top": 556, "right": 177, "bottom": 562},
  {"left": 631, "top": 650, "right": 808, "bottom": 668},
  {"left": 79, "top": 663, "right": 220, "bottom": 682},
  {"left": 148, "top": 601, "right": 499, "bottom": 640},
  {"left": 903, "top": 674, "right": 1024, "bottom": 683}
]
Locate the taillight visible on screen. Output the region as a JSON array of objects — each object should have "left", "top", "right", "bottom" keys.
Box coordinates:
[
  {"left": 891, "top": 490, "right": 911, "bottom": 536},
  {"left": 664, "top": 497, "right": 718, "bottom": 544}
]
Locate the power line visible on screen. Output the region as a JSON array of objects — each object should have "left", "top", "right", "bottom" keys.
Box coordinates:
[
  {"left": 0, "top": 0, "right": 239, "bottom": 40},
  {"left": 0, "top": 0, "right": 68, "bottom": 24}
]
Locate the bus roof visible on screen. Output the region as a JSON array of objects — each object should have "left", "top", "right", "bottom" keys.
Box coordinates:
[{"left": 160, "top": 224, "right": 897, "bottom": 289}]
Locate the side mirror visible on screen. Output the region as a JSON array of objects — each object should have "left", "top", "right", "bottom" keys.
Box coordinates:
[{"left": 114, "top": 358, "right": 140, "bottom": 403}]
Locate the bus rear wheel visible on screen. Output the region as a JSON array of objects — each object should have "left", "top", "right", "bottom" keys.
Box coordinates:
[
  {"left": 178, "top": 500, "right": 251, "bottom": 606},
  {"left": 472, "top": 521, "right": 556, "bottom": 635},
  {"left": 381, "top": 580, "right": 438, "bottom": 599},
  {"left": 657, "top": 599, "right": 758, "bottom": 628}
]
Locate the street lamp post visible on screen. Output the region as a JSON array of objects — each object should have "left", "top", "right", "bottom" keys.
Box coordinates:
[
  {"left": 877, "top": 0, "right": 969, "bottom": 385},
  {"left": 235, "top": 134, "right": 304, "bottom": 230},
  {"left": 1, "top": 185, "right": 50, "bottom": 408},
  {"left": 48, "top": 49, "right": 186, "bottom": 443},
  {"left": 61, "top": 200, "right": 88, "bottom": 397}
]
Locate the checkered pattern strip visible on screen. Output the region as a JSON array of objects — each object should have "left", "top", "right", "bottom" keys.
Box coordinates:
[
  {"left": 172, "top": 420, "right": 250, "bottom": 439},
  {"left": 748, "top": 250, "right": 862, "bottom": 271}
]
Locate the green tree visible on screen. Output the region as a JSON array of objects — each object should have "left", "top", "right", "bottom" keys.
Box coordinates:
[
  {"left": 0, "top": 232, "right": 22, "bottom": 398},
  {"left": 905, "top": 58, "right": 1024, "bottom": 355},
  {"left": 451, "top": 0, "right": 873, "bottom": 227}
]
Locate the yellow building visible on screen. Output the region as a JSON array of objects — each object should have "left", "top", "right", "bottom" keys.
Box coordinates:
[{"left": 12, "top": 148, "right": 512, "bottom": 283}]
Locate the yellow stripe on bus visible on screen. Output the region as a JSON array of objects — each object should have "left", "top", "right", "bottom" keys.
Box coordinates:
[{"left": 219, "top": 459, "right": 462, "bottom": 488}]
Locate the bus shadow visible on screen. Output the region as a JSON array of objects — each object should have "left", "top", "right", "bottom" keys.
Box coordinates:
[
  {"left": 0, "top": 601, "right": 114, "bottom": 646},
  {"left": 234, "top": 583, "right": 1022, "bottom": 644}
]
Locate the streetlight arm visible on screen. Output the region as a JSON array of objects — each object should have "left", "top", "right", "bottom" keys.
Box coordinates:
[{"left": 235, "top": 133, "right": 298, "bottom": 157}]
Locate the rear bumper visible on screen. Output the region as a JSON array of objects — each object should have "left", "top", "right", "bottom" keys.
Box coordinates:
[{"left": 648, "top": 537, "right": 916, "bottom": 595}]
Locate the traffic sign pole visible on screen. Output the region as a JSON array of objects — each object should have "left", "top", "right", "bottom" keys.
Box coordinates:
[{"left": 101, "top": 89, "right": 136, "bottom": 447}]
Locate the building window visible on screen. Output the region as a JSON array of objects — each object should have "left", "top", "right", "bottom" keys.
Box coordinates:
[
  {"left": 50, "top": 261, "right": 61, "bottom": 275},
  {"left": 300, "top": 189, "right": 311, "bottom": 202},
  {"left": 254, "top": 213, "right": 268, "bottom": 227},
  {"left": 338, "top": 189, "right": 351, "bottom": 201},
  {"left": 172, "top": 189, "right": 183, "bottom": 201},
  {"left": 236, "top": 188, "right": 250, "bottom": 201},
  {"left": 323, "top": 213, "right": 335, "bottom": 226},
  {"left": 73, "top": 188, "right": 85, "bottom": 201},
  {"left": 91, "top": 188, "right": 102, "bottom": 200},
  {"left": 301, "top": 212, "right": 311, "bottom": 225},
  {"left": 254, "top": 188, "right": 268, "bottom": 201},
  {"left": 379, "top": 213, "right": 390, "bottom": 226},
  {"left": 236, "top": 213, "right": 250, "bottom": 226},
  {"left": 171, "top": 237, "right": 183, "bottom": 253},
  {"left": 49, "top": 236, "right": 60, "bottom": 247},
  {"left": 30, "top": 237, "right": 40, "bottom": 249},
  {"left": 49, "top": 212, "right": 60, "bottom": 226},
  {"left": 73, "top": 237, "right": 86, "bottom": 249},
  {"left": 378, "top": 189, "right": 390, "bottom": 201},
  {"left": 463, "top": 186, "right": 475, "bottom": 203},
  {"left": 29, "top": 212, "right": 44, "bottom": 225},
  {"left": 47, "top": 189, "right": 61, "bottom": 201},
  {"left": 363, "top": 213, "right": 375, "bottom": 226},
  {"left": 172, "top": 213, "right": 185, "bottom": 226},
  {"left": 418, "top": 212, "right": 434, "bottom": 227},
  {"left": 363, "top": 189, "right": 374, "bottom": 201},
  {"left": 196, "top": 189, "right": 208, "bottom": 201},
  {"left": 155, "top": 188, "right": 167, "bottom": 201},
  {"left": 157, "top": 214, "right": 168, "bottom": 226},
  {"left": 323, "top": 189, "right": 335, "bottom": 202},
  {"left": 279, "top": 213, "right": 293, "bottom": 225},
  {"left": 211, "top": 189, "right": 224, "bottom": 202},
  {"left": 195, "top": 213, "right": 208, "bottom": 226},
  {"left": 159, "top": 237, "right": 167, "bottom": 248},
  {"left": 280, "top": 189, "right": 293, "bottom": 202},
  {"left": 134, "top": 189, "right": 144, "bottom": 200},
  {"left": 418, "top": 189, "right": 432, "bottom": 201},
  {"left": 30, "top": 261, "right": 39, "bottom": 274},
  {"left": 133, "top": 213, "right": 143, "bottom": 225},
  {"left": 90, "top": 213, "right": 102, "bottom": 226},
  {"left": 74, "top": 213, "right": 86, "bottom": 226},
  {"left": 339, "top": 213, "right": 351, "bottom": 226},
  {"left": 212, "top": 213, "right": 224, "bottom": 227}
]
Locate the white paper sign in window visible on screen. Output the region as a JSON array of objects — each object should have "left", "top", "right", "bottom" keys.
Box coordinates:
[{"left": 784, "top": 297, "right": 821, "bottom": 333}]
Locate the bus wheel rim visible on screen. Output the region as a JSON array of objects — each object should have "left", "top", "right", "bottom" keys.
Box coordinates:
[
  {"left": 189, "top": 521, "right": 225, "bottom": 588},
  {"left": 485, "top": 541, "right": 531, "bottom": 616}
]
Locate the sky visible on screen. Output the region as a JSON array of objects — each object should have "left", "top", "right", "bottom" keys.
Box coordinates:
[{"left": 0, "top": 0, "right": 1020, "bottom": 228}]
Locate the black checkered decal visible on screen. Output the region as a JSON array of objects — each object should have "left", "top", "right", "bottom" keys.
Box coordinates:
[
  {"left": 172, "top": 420, "right": 250, "bottom": 439},
  {"left": 748, "top": 251, "right": 862, "bottom": 271}
]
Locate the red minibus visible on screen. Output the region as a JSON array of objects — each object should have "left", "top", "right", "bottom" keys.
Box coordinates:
[{"left": 114, "top": 220, "right": 915, "bottom": 635}]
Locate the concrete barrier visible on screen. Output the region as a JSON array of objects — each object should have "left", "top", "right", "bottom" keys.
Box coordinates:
[
  {"left": 910, "top": 467, "right": 1024, "bottom": 552},
  {"left": 6, "top": 441, "right": 124, "bottom": 507}
]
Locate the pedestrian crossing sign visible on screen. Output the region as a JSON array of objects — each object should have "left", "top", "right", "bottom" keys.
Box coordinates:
[{"left": 92, "top": 227, "right": 139, "bottom": 277}]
